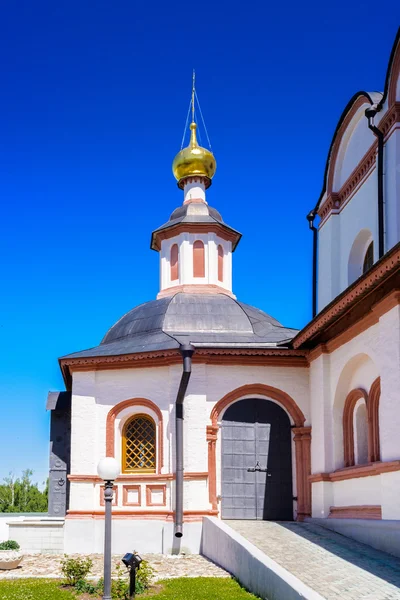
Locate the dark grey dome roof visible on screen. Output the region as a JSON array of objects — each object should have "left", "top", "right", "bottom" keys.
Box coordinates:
[
  {"left": 151, "top": 202, "right": 241, "bottom": 251},
  {"left": 169, "top": 203, "right": 223, "bottom": 223},
  {"left": 63, "top": 293, "right": 298, "bottom": 360}
]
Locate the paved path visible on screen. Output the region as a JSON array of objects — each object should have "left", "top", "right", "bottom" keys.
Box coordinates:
[
  {"left": 0, "top": 553, "right": 229, "bottom": 580},
  {"left": 227, "top": 520, "right": 400, "bottom": 600}
]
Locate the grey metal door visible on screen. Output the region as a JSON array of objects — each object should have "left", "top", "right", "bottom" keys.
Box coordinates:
[{"left": 221, "top": 398, "right": 293, "bottom": 520}]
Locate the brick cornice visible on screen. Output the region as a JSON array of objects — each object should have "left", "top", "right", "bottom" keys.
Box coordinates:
[
  {"left": 327, "top": 96, "right": 369, "bottom": 194},
  {"left": 151, "top": 222, "right": 241, "bottom": 252},
  {"left": 309, "top": 460, "right": 400, "bottom": 483},
  {"left": 68, "top": 472, "right": 208, "bottom": 483},
  {"left": 318, "top": 144, "right": 377, "bottom": 225},
  {"left": 293, "top": 245, "right": 400, "bottom": 349},
  {"left": 319, "top": 102, "right": 400, "bottom": 226},
  {"left": 60, "top": 347, "right": 309, "bottom": 385},
  {"left": 378, "top": 101, "right": 400, "bottom": 136},
  {"left": 157, "top": 284, "right": 235, "bottom": 299}
]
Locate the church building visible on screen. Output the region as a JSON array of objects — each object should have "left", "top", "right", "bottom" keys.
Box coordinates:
[{"left": 46, "top": 29, "right": 400, "bottom": 556}]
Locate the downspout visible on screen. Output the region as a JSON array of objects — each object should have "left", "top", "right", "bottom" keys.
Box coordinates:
[
  {"left": 365, "top": 106, "right": 384, "bottom": 258},
  {"left": 307, "top": 210, "right": 318, "bottom": 318},
  {"left": 174, "top": 344, "right": 195, "bottom": 538}
]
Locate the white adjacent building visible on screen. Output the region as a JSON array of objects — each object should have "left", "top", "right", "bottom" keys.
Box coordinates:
[{"left": 40, "top": 29, "right": 400, "bottom": 555}]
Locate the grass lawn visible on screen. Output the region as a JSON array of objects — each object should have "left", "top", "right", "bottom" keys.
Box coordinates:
[{"left": 0, "top": 577, "right": 261, "bottom": 599}]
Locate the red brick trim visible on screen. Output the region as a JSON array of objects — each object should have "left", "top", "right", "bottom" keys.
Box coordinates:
[
  {"left": 318, "top": 101, "right": 400, "bottom": 227},
  {"left": 66, "top": 509, "right": 218, "bottom": 521},
  {"left": 68, "top": 472, "right": 208, "bottom": 483},
  {"left": 146, "top": 485, "right": 166, "bottom": 507},
  {"left": 122, "top": 485, "right": 141, "bottom": 507},
  {"left": 368, "top": 377, "right": 381, "bottom": 463},
  {"left": 309, "top": 460, "right": 400, "bottom": 483},
  {"left": 208, "top": 385, "right": 310, "bottom": 520},
  {"left": 105, "top": 398, "right": 163, "bottom": 473},
  {"left": 206, "top": 425, "right": 218, "bottom": 510},
  {"left": 319, "top": 144, "right": 377, "bottom": 226},
  {"left": 157, "top": 284, "right": 235, "bottom": 299},
  {"left": 329, "top": 505, "right": 381, "bottom": 519},
  {"left": 327, "top": 96, "right": 370, "bottom": 194},
  {"left": 293, "top": 427, "right": 312, "bottom": 521},
  {"left": 61, "top": 349, "right": 309, "bottom": 385},
  {"left": 293, "top": 253, "right": 400, "bottom": 350},
  {"left": 378, "top": 102, "right": 400, "bottom": 137},
  {"left": 152, "top": 223, "right": 240, "bottom": 252},
  {"left": 210, "top": 384, "right": 306, "bottom": 427},
  {"left": 343, "top": 388, "right": 369, "bottom": 467},
  {"left": 388, "top": 41, "right": 400, "bottom": 105}
]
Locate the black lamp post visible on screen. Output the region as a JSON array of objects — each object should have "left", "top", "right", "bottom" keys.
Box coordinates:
[
  {"left": 97, "top": 457, "right": 120, "bottom": 600},
  {"left": 122, "top": 552, "right": 143, "bottom": 599}
]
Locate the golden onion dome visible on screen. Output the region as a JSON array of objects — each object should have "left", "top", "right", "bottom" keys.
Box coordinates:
[{"left": 172, "top": 122, "right": 216, "bottom": 188}]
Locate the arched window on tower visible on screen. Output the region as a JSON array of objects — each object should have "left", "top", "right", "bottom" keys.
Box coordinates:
[
  {"left": 170, "top": 244, "right": 179, "bottom": 281},
  {"left": 123, "top": 414, "right": 156, "bottom": 473},
  {"left": 218, "top": 244, "right": 224, "bottom": 282},
  {"left": 193, "top": 240, "right": 205, "bottom": 278},
  {"left": 363, "top": 241, "right": 374, "bottom": 274}
]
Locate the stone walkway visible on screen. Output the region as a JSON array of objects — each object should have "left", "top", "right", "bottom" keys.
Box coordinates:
[
  {"left": 0, "top": 553, "right": 229, "bottom": 581},
  {"left": 227, "top": 520, "right": 400, "bottom": 600}
]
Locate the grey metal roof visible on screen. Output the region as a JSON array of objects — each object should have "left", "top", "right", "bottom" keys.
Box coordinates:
[
  {"left": 62, "top": 293, "right": 298, "bottom": 360},
  {"left": 150, "top": 202, "right": 242, "bottom": 251}
]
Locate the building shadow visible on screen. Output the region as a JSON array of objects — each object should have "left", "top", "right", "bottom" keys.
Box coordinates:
[{"left": 279, "top": 521, "right": 400, "bottom": 588}]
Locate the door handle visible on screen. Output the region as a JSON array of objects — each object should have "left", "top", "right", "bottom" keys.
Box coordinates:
[{"left": 247, "top": 461, "right": 269, "bottom": 473}]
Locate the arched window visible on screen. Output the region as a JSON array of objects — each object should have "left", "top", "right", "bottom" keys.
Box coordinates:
[
  {"left": 170, "top": 244, "right": 179, "bottom": 281},
  {"left": 218, "top": 244, "right": 224, "bottom": 282},
  {"left": 363, "top": 242, "right": 374, "bottom": 274},
  {"left": 193, "top": 240, "right": 205, "bottom": 278},
  {"left": 122, "top": 414, "right": 156, "bottom": 473},
  {"left": 348, "top": 230, "right": 373, "bottom": 284},
  {"left": 354, "top": 401, "right": 368, "bottom": 465},
  {"left": 343, "top": 388, "right": 368, "bottom": 467}
]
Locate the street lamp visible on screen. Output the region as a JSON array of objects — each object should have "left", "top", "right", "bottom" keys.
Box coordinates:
[{"left": 97, "top": 457, "right": 120, "bottom": 600}]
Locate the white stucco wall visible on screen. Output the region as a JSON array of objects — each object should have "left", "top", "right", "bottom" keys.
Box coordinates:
[
  {"left": 310, "top": 303, "right": 400, "bottom": 519},
  {"left": 317, "top": 110, "right": 400, "bottom": 311},
  {"left": 159, "top": 233, "right": 232, "bottom": 293},
  {"left": 69, "top": 362, "right": 310, "bottom": 517}
]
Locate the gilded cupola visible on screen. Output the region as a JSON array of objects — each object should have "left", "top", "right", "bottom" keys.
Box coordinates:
[
  {"left": 172, "top": 122, "right": 216, "bottom": 189},
  {"left": 172, "top": 72, "right": 217, "bottom": 190}
]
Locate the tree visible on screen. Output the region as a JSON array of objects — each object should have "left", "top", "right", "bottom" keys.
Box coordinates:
[{"left": 0, "top": 471, "right": 48, "bottom": 513}]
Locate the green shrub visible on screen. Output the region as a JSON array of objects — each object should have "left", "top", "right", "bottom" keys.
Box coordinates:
[
  {"left": 74, "top": 578, "right": 97, "bottom": 594},
  {"left": 60, "top": 555, "right": 93, "bottom": 586},
  {"left": 135, "top": 559, "right": 154, "bottom": 593},
  {"left": 0, "top": 540, "right": 20, "bottom": 550},
  {"left": 96, "top": 560, "right": 154, "bottom": 598}
]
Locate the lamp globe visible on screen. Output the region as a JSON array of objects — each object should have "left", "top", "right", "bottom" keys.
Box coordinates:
[{"left": 97, "top": 457, "right": 120, "bottom": 482}]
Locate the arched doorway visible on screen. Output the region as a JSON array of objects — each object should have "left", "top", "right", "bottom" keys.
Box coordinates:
[{"left": 221, "top": 398, "right": 293, "bottom": 520}]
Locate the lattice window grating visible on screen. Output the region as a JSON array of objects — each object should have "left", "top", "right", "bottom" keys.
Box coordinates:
[{"left": 123, "top": 415, "right": 156, "bottom": 472}]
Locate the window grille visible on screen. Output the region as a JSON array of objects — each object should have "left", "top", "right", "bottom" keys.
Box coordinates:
[{"left": 123, "top": 415, "right": 156, "bottom": 473}]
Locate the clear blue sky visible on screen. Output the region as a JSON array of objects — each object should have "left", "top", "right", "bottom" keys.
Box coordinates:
[{"left": 0, "top": 1, "right": 398, "bottom": 487}]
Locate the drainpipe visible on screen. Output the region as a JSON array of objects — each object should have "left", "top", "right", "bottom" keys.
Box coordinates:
[
  {"left": 174, "top": 344, "right": 195, "bottom": 538},
  {"left": 306, "top": 210, "right": 318, "bottom": 318},
  {"left": 365, "top": 106, "right": 384, "bottom": 259}
]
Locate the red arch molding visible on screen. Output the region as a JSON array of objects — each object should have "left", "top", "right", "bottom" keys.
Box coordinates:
[
  {"left": 106, "top": 398, "right": 164, "bottom": 473},
  {"left": 208, "top": 384, "right": 311, "bottom": 521},
  {"left": 210, "top": 383, "right": 306, "bottom": 427}
]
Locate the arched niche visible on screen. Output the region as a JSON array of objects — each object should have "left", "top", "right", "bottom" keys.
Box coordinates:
[
  {"left": 333, "top": 353, "right": 379, "bottom": 470},
  {"left": 348, "top": 228, "right": 373, "bottom": 285}
]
